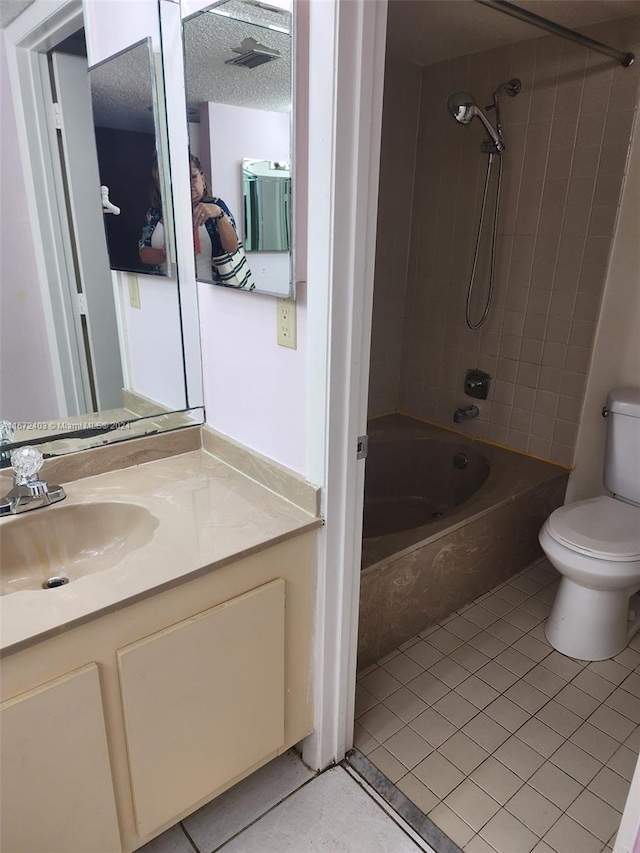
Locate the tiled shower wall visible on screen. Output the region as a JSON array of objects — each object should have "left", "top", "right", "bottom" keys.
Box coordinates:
[{"left": 369, "top": 16, "right": 640, "bottom": 466}]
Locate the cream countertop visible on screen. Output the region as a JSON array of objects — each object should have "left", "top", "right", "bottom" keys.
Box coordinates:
[{"left": 0, "top": 449, "right": 321, "bottom": 655}]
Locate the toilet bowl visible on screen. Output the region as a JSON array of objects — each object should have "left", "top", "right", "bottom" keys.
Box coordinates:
[{"left": 539, "top": 495, "right": 640, "bottom": 661}]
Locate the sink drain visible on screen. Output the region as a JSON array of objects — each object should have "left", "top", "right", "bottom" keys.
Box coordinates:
[{"left": 43, "top": 576, "right": 69, "bottom": 589}]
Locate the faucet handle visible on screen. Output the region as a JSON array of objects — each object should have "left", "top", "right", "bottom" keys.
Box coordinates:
[{"left": 11, "top": 446, "right": 44, "bottom": 484}]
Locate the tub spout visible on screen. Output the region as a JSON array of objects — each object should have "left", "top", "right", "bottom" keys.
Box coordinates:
[{"left": 453, "top": 405, "right": 479, "bottom": 423}]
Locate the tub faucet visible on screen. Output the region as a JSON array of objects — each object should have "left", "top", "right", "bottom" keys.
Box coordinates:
[
  {"left": 0, "top": 446, "right": 65, "bottom": 517},
  {"left": 453, "top": 405, "right": 479, "bottom": 423}
]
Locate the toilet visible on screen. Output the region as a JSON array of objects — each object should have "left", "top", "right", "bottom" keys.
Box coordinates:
[{"left": 539, "top": 388, "right": 640, "bottom": 661}]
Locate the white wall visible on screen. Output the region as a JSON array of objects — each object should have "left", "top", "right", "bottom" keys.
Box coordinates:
[
  {"left": 0, "top": 31, "right": 59, "bottom": 423},
  {"left": 205, "top": 102, "right": 291, "bottom": 296},
  {"left": 567, "top": 110, "right": 640, "bottom": 503}
]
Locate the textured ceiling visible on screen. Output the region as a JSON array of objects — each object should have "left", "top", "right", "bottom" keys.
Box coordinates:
[
  {"left": 183, "top": 0, "right": 291, "bottom": 118},
  {"left": 89, "top": 40, "right": 157, "bottom": 135},
  {"left": 386, "top": 0, "right": 640, "bottom": 65}
]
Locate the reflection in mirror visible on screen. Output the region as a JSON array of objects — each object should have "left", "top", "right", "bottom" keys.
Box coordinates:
[
  {"left": 183, "top": 0, "right": 293, "bottom": 297},
  {"left": 89, "top": 39, "right": 172, "bottom": 277},
  {"left": 243, "top": 159, "right": 291, "bottom": 252},
  {"left": 0, "top": 8, "right": 199, "bottom": 467}
]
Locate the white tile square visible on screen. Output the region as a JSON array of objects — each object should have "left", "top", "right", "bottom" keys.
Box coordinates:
[
  {"left": 570, "top": 722, "right": 620, "bottom": 762},
  {"left": 605, "top": 688, "right": 640, "bottom": 723},
  {"left": 383, "top": 686, "right": 428, "bottom": 723},
  {"left": 360, "top": 668, "right": 403, "bottom": 701},
  {"left": 480, "top": 595, "right": 514, "bottom": 617},
  {"left": 543, "top": 814, "right": 603, "bottom": 853},
  {"left": 479, "top": 808, "right": 539, "bottom": 853},
  {"left": 495, "top": 648, "right": 537, "bottom": 677},
  {"left": 446, "top": 615, "right": 484, "bottom": 641},
  {"left": 517, "top": 718, "right": 564, "bottom": 758},
  {"left": 588, "top": 765, "right": 632, "bottom": 812},
  {"left": 541, "top": 651, "right": 584, "bottom": 682},
  {"left": 502, "top": 608, "right": 540, "bottom": 632},
  {"left": 535, "top": 700, "right": 583, "bottom": 738},
  {"left": 414, "top": 751, "right": 465, "bottom": 799},
  {"left": 505, "top": 784, "right": 562, "bottom": 837},
  {"left": 464, "top": 835, "right": 497, "bottom": 853},
  {"left": 396, "top": 773, "right": 440, "bottom": 815},
  {"left": 494, "top": 585, "right": 530, "bottom": 606},
  {"left": 469, "top": 631, "right": 509, "bottom": 659},
  {"left": 355, "top": 684, "right": 379, "bottom": 718},
  {"left": 613, "top": 647, "right": 640, "bottom": 671},
  {"left": 410, "top": 707, "right": 457, "bottom": 748},
  {"left": 406, "top": 671, "right": 450, "bottom": 705},
  {"left": 505, "top": 680, "right": 549, "bottom": 714},
  {"left": 588, "top": 659, "right": 631, "bottom": 686},
  {"left": 457, "top": 676, "right": 501, "bottom": 710},
  {"left": 510, "top": 576, "right": 544, "bottom": 596},
  {"left": 550, "top": 741, "right": 602, "bottom": 786},
  {"left": 444, "top": 779, "right": 501, "bottom": 831},
  {"left": 471, "top": 756, "right": 524, "bottom": 805},
  {"left": 433, "top": 691, "right": 480, "bottom": 728},
  {"left": 384, "top": 726, "right": 434, "bottom": 770},
  {"left": 494, "top": 736, "right": 546, "bottom": 780},
  {"left": 571, "top": 669, "right": 617, "bottom": 702},
  {"left": 382, "top": 653, "right": 425, "bottom": 685},
  {"left": 183, "top": 750, "right": 314, "bottom": 852},
  {"left": 589, "top": 705, "right": 637, "bottom": 742},
  {"left": 464, "top": 605, "right": 499, "bottom": 629},
  {"left": 440, "top": 732, "right": 490, "bottom": 775},
  {"left": 528, "top": 761, "right": 583, "bottom": 810},
  {"left": 607, "top": 744, "right": 638, "bottom": 782},
  {"left": 566, "top": 790, "right": 622, "bottom": 843},
  {"left": 405, "top": 640, "right": 445, "bottom": 670},
  {"left": 359, "top": 703, "right": 405, "bottom": 742},
  {"left": 522, "top": 664, "right": 566, "bottom": 698},
  {"left": 477, "top": 660, "right": 520, "bottom": 692},
  {"left": 486, "top": 619, "right": 525, "bottom": 645},
  {"left": 485, "top": 695, "right": 531, "bottom": 732},
  {"left": 429, "top": 802, "right": 475, "bottom": 848},
  {"left": 429, "top": 657, "right": 471, "bottom": 688},
  {"left": 519, "top": 597, "right": 551, "bottom": 620},
  {"left": 428, "top": 627, "right": 466, "bottom": 654},
  {"left": 353, "top": 722, "right": 378, "bottom": 756},
  {"left": 553, "top": 684, "right": 600, "bottom": 719},
  {"left": 368, "top": 745, "right": 411, "bottom": 783},
  {"left": 462, "top": 713, "right": 510, "bottom": 752},
  {"left": 450, "top": 644, "right": 492, "bottom": 674},
  {"left": 512, "top": 634, "right": 552, "bottom": 663},
  {"left": 625, "top": 725, "right": 640, "bottom": 751}
]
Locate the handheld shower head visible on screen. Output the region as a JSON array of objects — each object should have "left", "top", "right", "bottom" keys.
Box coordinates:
[{"left": 448, "top": 91, "right": 504, "bottom": 152}]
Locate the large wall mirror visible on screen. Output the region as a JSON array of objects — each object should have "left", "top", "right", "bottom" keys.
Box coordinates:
[
  {"left": 1, "top": 2, "right": 201, "bottom": 465},
  {"left": 89, "top": 38, "right": 174, "bottom": 278},
  {"left": 182, "top": 0, "right": 294, "bottom": 298}
]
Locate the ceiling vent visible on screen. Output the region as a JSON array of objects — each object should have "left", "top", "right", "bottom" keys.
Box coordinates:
[{"left": 225, "top": 37, "right": 281, "bottom": 69}]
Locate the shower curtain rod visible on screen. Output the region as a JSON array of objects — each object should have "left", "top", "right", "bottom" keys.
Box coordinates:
[{"left": 475, "top": 0, "right": 635, "bottom": 67}]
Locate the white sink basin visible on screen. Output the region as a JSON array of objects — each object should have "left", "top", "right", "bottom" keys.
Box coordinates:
[{"left": 0, "top": 502, "right": 158, "bottom": 596}]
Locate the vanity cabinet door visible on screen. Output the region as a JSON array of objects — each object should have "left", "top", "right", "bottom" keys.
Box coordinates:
[
  {"left": 118, "top": 577, "right": 285, "bottom": 838},
  {"left": 0, "top": 663, "right": 121, "bottom": 853}
]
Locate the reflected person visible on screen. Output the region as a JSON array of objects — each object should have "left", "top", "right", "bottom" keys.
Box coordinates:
[{"left": 138, "top": 155, "right": 167, "bottom": 274}]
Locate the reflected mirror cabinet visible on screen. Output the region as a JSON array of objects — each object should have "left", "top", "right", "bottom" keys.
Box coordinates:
[{"left": 1, "top": 0, "right": 295, "bottom": 466}]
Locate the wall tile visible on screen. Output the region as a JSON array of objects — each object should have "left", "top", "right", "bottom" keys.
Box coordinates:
[{"left": 382, "top": 17, "right": 639, "bottom": 467}]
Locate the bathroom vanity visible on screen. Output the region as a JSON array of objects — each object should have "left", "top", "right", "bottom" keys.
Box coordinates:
[{"left": 0, "top": 448, "right": 320, "bottom": 853}]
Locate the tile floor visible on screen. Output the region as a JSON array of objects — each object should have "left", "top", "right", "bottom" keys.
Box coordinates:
[
  {"left": 354, "top": 556, "right": 640, "bottom": 853},
  {"left": 138, "top": 751, "right": 433, "bottom": 853}
]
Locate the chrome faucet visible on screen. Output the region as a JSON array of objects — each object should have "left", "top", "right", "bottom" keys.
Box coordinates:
[{"left": 0, "top": 446, "right": 66, "bottom": 517}]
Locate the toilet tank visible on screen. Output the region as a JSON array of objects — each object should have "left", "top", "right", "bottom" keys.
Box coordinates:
[{"left": 603, "top": 387, "right": 640, "bottom": 504}]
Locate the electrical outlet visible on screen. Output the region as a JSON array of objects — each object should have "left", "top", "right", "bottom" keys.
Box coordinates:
[
  {"left": 128, "top": 273, "right": 141, "bottom": 309},
  {"left": 277, "top": 298, "right": 296, "bottom": 349}
]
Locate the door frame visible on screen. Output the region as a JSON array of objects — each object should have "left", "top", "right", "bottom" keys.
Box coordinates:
[
  {"left": 303, "top": 0, "right": 388, "bottom": 770},
  {"left": 4, "top": 0, "right": 90, "bottom": 418}
]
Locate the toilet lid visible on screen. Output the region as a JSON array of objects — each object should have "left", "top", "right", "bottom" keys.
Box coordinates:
[{"left": 547, "top": 496, "right": 640, "bottom": 561}]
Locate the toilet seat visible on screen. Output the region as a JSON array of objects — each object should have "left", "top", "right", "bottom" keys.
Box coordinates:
[{"left": 547, "top": 496, "right": 640, "bottom": 561}]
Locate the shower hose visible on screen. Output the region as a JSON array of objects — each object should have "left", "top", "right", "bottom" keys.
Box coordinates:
[{"left": 465, "top": 151, "right": 504, "bottom": 330}]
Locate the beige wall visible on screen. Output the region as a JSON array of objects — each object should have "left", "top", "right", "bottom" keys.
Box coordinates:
[
  {"left": 368, "top": 56, "right": 422, "bottom": 418},
  {"left": 566, "top": 108, "right": 640, "bottom": 502},
  {"left": 369, "top": 16, "right": 639, "bottom": 467}
]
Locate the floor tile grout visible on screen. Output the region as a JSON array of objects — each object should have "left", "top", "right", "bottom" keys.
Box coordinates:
[{"left": 356, "top": 557, "right": 640, "bottom": 853}]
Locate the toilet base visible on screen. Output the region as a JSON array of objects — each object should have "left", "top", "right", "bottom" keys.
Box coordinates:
[{"left": 545, "top": 579, "right": 640, "bottom": 661}]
